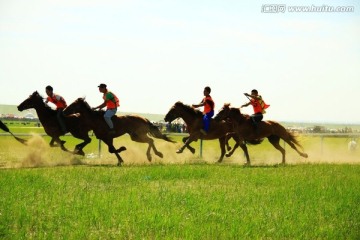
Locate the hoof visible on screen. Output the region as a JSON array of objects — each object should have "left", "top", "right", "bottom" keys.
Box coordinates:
[
  {"left": 225, "top": 153, "right": 231, "bottom": 158},
  {"left": 176, "top": 149, "right": 183, "bottom": 154},
  {"left": 157, "top": 152, "right": 164, "bottom": 158},
  {"left": 74, "top": 150, "right": 85, "bottom": 156},
  {"left": 118, "top": 146, "right": 127, "bottom": 152}
]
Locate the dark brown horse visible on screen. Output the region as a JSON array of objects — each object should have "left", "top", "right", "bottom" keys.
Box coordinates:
[
  {"left": 164, "top": 101, "right": 256, "bottom": 162},
  {"left": 214, "top": 104, "right": 308, "bottom": 165},
  {"left": 17, "top": 91, "right": 92, "bottom": 155},
  {"left": 63, "top": 98, "right": 175, "bottom": 165}
]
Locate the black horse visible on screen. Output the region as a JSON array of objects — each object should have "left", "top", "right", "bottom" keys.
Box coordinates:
[{"left": 17, "top": 91, "right": 92, "bottom": 155}]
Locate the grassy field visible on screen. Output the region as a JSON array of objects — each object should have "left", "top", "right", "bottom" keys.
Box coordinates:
[
  {"left": 0, "top": 126, "right": 360, "bottom": 239},
  {"left": 1, "top": 164, "right": 360, "bottom": 239}
]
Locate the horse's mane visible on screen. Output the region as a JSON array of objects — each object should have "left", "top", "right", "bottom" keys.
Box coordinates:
[
  {"left": 75, "top": 98, "right": 106, "bottom": 117},
  {"left": 33, "top": 91, "right": 55, "bottom": 111},
  {"left": 175, "top": 101, "right": 203, "bottom": 118}
]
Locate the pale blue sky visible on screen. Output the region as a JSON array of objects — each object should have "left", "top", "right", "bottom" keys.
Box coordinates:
[{"left": 1, "top": 0, "right": 359, "bottom": 123}]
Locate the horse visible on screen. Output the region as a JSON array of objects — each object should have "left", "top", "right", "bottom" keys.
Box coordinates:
[
  {"left": 63, "top": 98, "right": 175, "bottom": 165},
  {"left": 164, "top": 101, "right": 257, "bottom": 162},
  {"left": 17, "top": 91, "right": 92, "bottom": 155},
  {"left": 214, "top": 103, "right": 308, "bottom": 165}
]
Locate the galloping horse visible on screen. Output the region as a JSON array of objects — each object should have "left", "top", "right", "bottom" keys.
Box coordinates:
[
  {"left": 17, "top": 91, "right": 92, "bottom": 155},
  {"left": 164, "top": 101, "right": 258, "bottom": 162},
  {"left": 63, "top": 98, "right": 175, "bottom": 165},
  {"left": 214, "top": 104, "right": 308, "bottom": 165}
]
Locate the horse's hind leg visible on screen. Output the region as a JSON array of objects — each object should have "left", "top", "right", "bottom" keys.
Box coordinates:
[
  {"left": 283, "top": 137, "right": 308, "bottom": 158},
  {"left": 268, "top": 135, "right": 286, "bottom": 164},
  {"left": 130, "top": 134, "right": 162, "bottom": 161}
]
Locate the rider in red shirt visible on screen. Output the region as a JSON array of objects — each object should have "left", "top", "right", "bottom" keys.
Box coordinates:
[
  {"left": 241, "top": 89, "right": 269, "bottom": 129},
  {"left": 192, "top": 86, "right": 215, "bottom": 135},
  {"left": 92, "top": 83, "right": 120, "bottom": 135},
  {"left": 45, "top": 85, "right": 67, "bottom": 134}
]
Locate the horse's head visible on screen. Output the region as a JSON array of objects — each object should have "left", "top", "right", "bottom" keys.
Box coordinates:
[
  {"left": 228, "top": 107, "right": 243, "bottom": 122},
  {"left": 164, "top": 101, "right": 183, "bottom": 123},
  {"left": 17, "top": 91, "right": 44, "bottom": 111},
  {"left": 214, "top": 103, "right": 231, "bottom": 121},
  {"left": 214, "top": 103, "right": 244, "bottom": 123},
  {"left": 63, "top": 98, "right": 91, "bottom": 115}
]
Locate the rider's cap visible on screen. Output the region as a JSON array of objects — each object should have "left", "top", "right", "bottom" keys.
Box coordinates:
[{"left": 98, "top": 83, "right": 107, "bottom": 88}]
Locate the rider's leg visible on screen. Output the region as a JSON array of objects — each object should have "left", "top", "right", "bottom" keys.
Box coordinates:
[
  {"left": 57, "top": 109, "right": 67, "bottom": 133},
  {"left": 104, "top": 109, "right": 117, "bottom": 132}
]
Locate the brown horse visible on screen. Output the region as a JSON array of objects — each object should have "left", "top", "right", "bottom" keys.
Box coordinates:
[
  {"left": 164, "top": 101, "right": 258, "bottom": 162},
  {"left": 214, "top": 104, "right": 308, "bottom": 165},
  {"left": 17, "top": 91, "right": 92, "bottom": 155},
  {"left": 63, "top": 98, "right": 175, "bottom": 165}
]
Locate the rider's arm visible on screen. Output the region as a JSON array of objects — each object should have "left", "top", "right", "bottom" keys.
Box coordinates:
[
  {"left": 93, "top": 101, "right": 106, "bottom": 110},
  {"left": 192, "top": 99, "right": 205, "bottom": 108},
  {"left": 241, "top": 102, "right": 251, "bottom": 108}
]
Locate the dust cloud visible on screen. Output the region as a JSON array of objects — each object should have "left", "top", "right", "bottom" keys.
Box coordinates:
[
  {"left": 6, "top": 134, "right": 82, "bottom": 168},
  {"left": 1, "top": 135, "right": 359, "bottom": 169}
]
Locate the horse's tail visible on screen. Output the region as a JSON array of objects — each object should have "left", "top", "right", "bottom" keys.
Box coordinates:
[
  {"left": 148, "top": 122, "right": 176, "bottom": 143},
  {"left": 0, "top": 119, "right": 28, "bottom": 145},
  {"left": 0, "top": 120, "right": 9, "bottom": 132}
]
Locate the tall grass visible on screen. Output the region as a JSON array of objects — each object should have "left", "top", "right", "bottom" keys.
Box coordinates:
[
  {"left": 0, "top": 164, "right": 360, "bottom": 239},
  {"left": 0, "top": 131, "right": 359, "bottom": 239}
]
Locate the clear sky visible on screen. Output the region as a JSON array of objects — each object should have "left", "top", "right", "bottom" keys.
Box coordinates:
[{"left": 1, "top": 0, "right": 359, "bottom": 123}]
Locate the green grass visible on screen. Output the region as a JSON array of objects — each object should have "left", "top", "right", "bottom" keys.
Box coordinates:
[
  {"left": 0, "top": 165, "right": 360, "bottom": 239},
  {"left": 0, "top": 125, "right": 360, "bottom": 239}
]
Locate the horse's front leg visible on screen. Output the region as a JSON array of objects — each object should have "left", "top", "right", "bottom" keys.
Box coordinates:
[
  {"left": 104, "top": 138, "right": 126, "bottom": 166},
  {"left": 49, "top": 137, "right": 66, "bottom": 148},
  {"left": 225, "top": 132, "right": 236, "bottom": 152},
  {"left": 239, "top": 141, "right": 251, "bottom": 166},
  {"left": 226, "top": 133, "right": 243, "bottom": 157},
  {"left": 217, "top": 137, "right": 226, "bottom": 163},
  {"left": 52, "top": 137, "right": 71, "bottom": 153},
  {"left": 226, "top": 141, "right": 239, "bottom": 157},
  {"left": 74, "top": 137, "right": 92, "bottom": 156},
  {"left": 177, "top": 136, "right": 195, "bottom": 154}
]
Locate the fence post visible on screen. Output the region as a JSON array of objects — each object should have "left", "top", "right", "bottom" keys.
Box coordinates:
[
  {"left": 200, "top": 139, "right": 203, "bottom": 158},
  {"left": 98, "top": 139, "right": 102, "bottom": 157}
]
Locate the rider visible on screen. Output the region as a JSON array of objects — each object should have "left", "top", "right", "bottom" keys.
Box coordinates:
[
  {"left": 241, "top": 89, "right": 269, "bottom": 129},
  {"left": 92, "top": 83, "right": 120, "bottom": 135},
  {"left": 45, "top": 85, "right": 67, "bottom": 134},
  {"left": 192, "top": 86, "right": 215, "bottom": 135}
]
